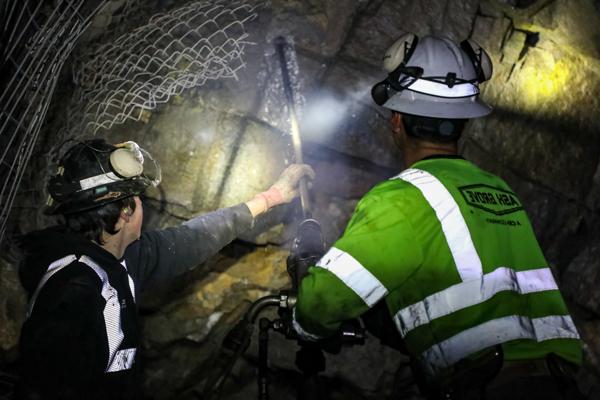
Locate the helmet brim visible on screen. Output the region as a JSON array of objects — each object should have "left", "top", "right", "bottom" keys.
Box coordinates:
[
  {"left": 45, "top": 177, "right": 151, "bottom": 215},
  {"left": 383, "top": 90, "right": 492, "bottom": 119}
]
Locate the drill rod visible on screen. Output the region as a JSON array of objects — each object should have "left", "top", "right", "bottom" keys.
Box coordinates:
[{"left": 274, "top": 36, "right": 310, "bottom": 218}]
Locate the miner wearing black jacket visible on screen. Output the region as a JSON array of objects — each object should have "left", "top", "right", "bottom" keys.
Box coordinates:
[{"left": 15, "top": 139, "right": 314, "bottom": 399}]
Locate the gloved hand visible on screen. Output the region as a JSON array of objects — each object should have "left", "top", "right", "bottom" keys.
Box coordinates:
[
  {"left": 266, "top": 163, "right": 315, "bottom": 206},
  {"left": 247, "top": 164, "right": 315, "bottom": 217}
]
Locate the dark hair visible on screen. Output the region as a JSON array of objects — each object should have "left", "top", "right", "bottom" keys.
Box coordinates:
[
  {"left": 62, "top": 196, "right": 136, "bottom": 244},
  {"left": 401, "top": 113, "right": 467, "bottom": 143}
]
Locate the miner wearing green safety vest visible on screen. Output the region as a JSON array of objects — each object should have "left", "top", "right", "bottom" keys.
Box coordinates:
[{"left": 293, "top": 34, "right": 585, "bottom": 400}]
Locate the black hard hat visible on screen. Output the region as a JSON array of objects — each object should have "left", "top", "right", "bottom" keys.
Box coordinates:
[{"left": 46, "top": 139, "right": 161, "bottom": 215}]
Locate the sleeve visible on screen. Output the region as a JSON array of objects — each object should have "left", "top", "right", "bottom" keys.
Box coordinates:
[
  {"left": 123, "top": 203, "right": 254, "bottom": 290},
  {"left": 294, "top": 186, "right": 423, "bottom": 339},
  {"left": 18, "top": 271, "right": 107, "bottom": 399}
]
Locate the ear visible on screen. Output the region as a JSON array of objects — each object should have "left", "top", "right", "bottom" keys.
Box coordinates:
[
  {"left": 391, "top": 112, "right": 402, "bottom": 128},
  {"left": 120, "top": 207, "right": 132, "bottom": 223},
  {"left": 390, "top": 112, "right": 405, "bottom": 137},
  {"left": 390, "top": 112, "right": 408, "bottom": 149}
]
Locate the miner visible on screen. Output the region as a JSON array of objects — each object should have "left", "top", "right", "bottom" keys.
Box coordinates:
[
  {"left": 15, "top": 138, "right": 314, "bottom": 399},
  {"left": 292, "top": 34, "right": 584, "bottom": 399}
]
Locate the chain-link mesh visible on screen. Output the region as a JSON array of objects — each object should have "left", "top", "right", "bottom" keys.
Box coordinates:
[
  {"left": 67, "top": 0, "right": 264, "bottom": 137},
  {"left": 0, "top": 0, "right": 265, "bottom": 244},
  {"left": 0, "top": 0, "right": 107, "bottom": 245}
]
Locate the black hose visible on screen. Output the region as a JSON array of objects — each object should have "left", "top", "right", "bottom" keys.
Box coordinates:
[
  {"left": 246, "top": 295, "right": 280, "bottom": 322},
  {"left": 202, "top": 295, "right": 282, "bottom": 399},
  {"left": 258, "top": 318, "right": 271, "bottom": 400}
]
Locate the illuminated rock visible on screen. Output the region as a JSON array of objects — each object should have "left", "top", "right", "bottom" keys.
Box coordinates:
[
  {"left": 2, "top": 1, "right": 600, "bottom": 399},
  {"left": 140, "top": 247, "right": 290, "bottom": 398}
]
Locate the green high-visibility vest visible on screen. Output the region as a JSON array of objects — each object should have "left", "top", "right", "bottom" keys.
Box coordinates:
[{"left": 295, "top": 157, "right": 581, "bottom": 375}]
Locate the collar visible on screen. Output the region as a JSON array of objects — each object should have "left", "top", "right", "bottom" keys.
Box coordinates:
[{"left": 418, "top": 154, "right": 465, "bottom": 162}]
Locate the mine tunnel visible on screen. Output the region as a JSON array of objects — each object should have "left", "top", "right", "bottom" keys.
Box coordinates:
[{"left": 1, "top": 0, "right": 600, "bottom": 399}]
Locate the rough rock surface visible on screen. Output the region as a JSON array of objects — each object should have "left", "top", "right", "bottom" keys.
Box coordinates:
[
  {"left": 1, "top": 0, "right": 600, "bottom": 399},
  {"left": 0, "top": 259, "right": 26, "bottom": 364}
]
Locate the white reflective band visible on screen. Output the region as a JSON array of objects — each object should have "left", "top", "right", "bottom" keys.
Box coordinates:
[
  {"left": 292, "top": 308, "right": 323, "bottom": 342},
  {"left": 27, "top": 255, "right": 78, "bottom": 318},
  {"left": 121, "top": 260, "right": 136, "bottom": 303},
  {"left": 106, "top": 348, "right": 137, "bottom": 372},
  {"left": 421, "top": 315, "right": 580, "bottom": 372},
  {"left": 79, "top": 256, "right": 127, "bottom": 372},
  {"left": 404, "top": 78, "right": 479, "bottom": 98},
  {"left": 534, "top": 315, "right": 581, "bottom": 341},
  {"left": 316, "top": 247, "right": 388, "bottom": 307},
  {"left": 396, "top": 169, "right": 482, "bottom": 281},
  {"left": 28, "top": 255, "right": 136, "bottom": 373},
  {"left": 79, "top": 172, "right": 122, "bottom": 191},
  {"left": 394, "top": 267, "right": 559, "bottom": 336}
]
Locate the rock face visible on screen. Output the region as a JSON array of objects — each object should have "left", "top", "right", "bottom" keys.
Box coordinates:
[
  {"left": 1, "top": 0, "right": 600, "bottom": 399},
  {"left": 139, "top": 247, "right": 291, "bottom": 399},
  {"left": 0, "top": 259, "right": 26, "bottom": 364}
]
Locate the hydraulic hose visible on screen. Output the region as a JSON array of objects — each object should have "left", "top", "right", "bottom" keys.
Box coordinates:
[
  {"left": 202, "top": 295, "right": 283, "bottom": 399},
  {"left": 246, "top": 295, "right": 281, "bottom": 322}
]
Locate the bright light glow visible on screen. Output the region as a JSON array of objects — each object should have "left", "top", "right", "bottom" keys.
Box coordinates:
[
  {"left": 522, "top": 59, "right": 570, "bottom": 101},
  {"left": 300, "top": 95, "right": 348, "bottom": 142},
  {"left": 194, "top": 129, "right": 214, "bottom": 144}
]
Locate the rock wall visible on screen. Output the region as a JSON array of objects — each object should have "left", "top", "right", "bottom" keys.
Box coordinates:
[{"left": 1, "top": 0, "right": 600, "bottom": 399}]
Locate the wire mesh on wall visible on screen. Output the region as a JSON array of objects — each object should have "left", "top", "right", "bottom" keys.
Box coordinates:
[
  {"left": 66, "top": 0, "right": 263, "bottom": 137},
  {"left": 0, "top": 0, "right": 108, "bottom": 245},
  {"left": 0, "top": 0, "right": 264, "bottom": 245}
]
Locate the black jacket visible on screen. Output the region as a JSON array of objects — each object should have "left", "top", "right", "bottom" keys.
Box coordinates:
[{"left": 16, "top": 204, "right": 253, "bottom": 400}]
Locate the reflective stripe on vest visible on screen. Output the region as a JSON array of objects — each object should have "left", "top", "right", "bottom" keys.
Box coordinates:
[
  {"left": 78, "top": 256, "right": 128, "bottom": 373},
  {"left": 292, "top": 307, "right": 323, "bottom": 341},
  {"left": 121, "top": 260, "right": 136, "bottom": 303},
  {"left": 107, "top": 348, "right": 137, "bottom": 373},
  {"left": 394, "top": 266, "right": 559, "bottom": 336},
  {"left": 316, "top": 247, "right": 388, "bottom": 307},
  {"left": 396, "top": 168, "right": 482, "bottom": 281},
  {"left": 392, "top": 168, "right": 579, "bottom": 369},
  {"left": 421, "top": 314, "right": 580, "bottom": 374},
  {"left": 28, "top": 254, "right": 136, "bottom": 373},
  {"left": 27, "top": 255, "right": 78, "bottom": 318}
]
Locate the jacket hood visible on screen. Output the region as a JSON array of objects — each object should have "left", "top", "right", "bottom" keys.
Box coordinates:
[{"left": 16, "top": 226, "right": 118, "bottom": 294}]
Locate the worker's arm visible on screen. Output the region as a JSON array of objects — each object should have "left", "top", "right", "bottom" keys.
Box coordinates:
[
  {"left": 124, "top": 164, "right": 314, "bottom": 290},
  {"left": 294, "top": 184, "right": 422, "bottom": 340}
]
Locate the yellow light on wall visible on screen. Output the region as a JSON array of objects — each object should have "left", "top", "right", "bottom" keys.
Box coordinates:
[{"left": 521, "top": 58, "right": 570, "bottom": 102}]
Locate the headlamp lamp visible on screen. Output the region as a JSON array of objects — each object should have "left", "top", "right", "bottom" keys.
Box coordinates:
[
  {"left": 46, "top": 139, "right": 161, "bottom": 215},
  {"left": 371, "top": 65, "right": 481, "bottom": 106}
]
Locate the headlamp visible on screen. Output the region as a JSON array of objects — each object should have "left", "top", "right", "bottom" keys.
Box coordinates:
[
  {"left": 371, "top": 64, "right": 481, "bottom": 106},
  {"left": 46, "top": 139, "right": 162, "bottom": 215}
]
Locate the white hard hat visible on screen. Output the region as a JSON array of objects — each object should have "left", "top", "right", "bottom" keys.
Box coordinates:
[{"left": 372, "top": 34, "right": 493, "bottom": 119}]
